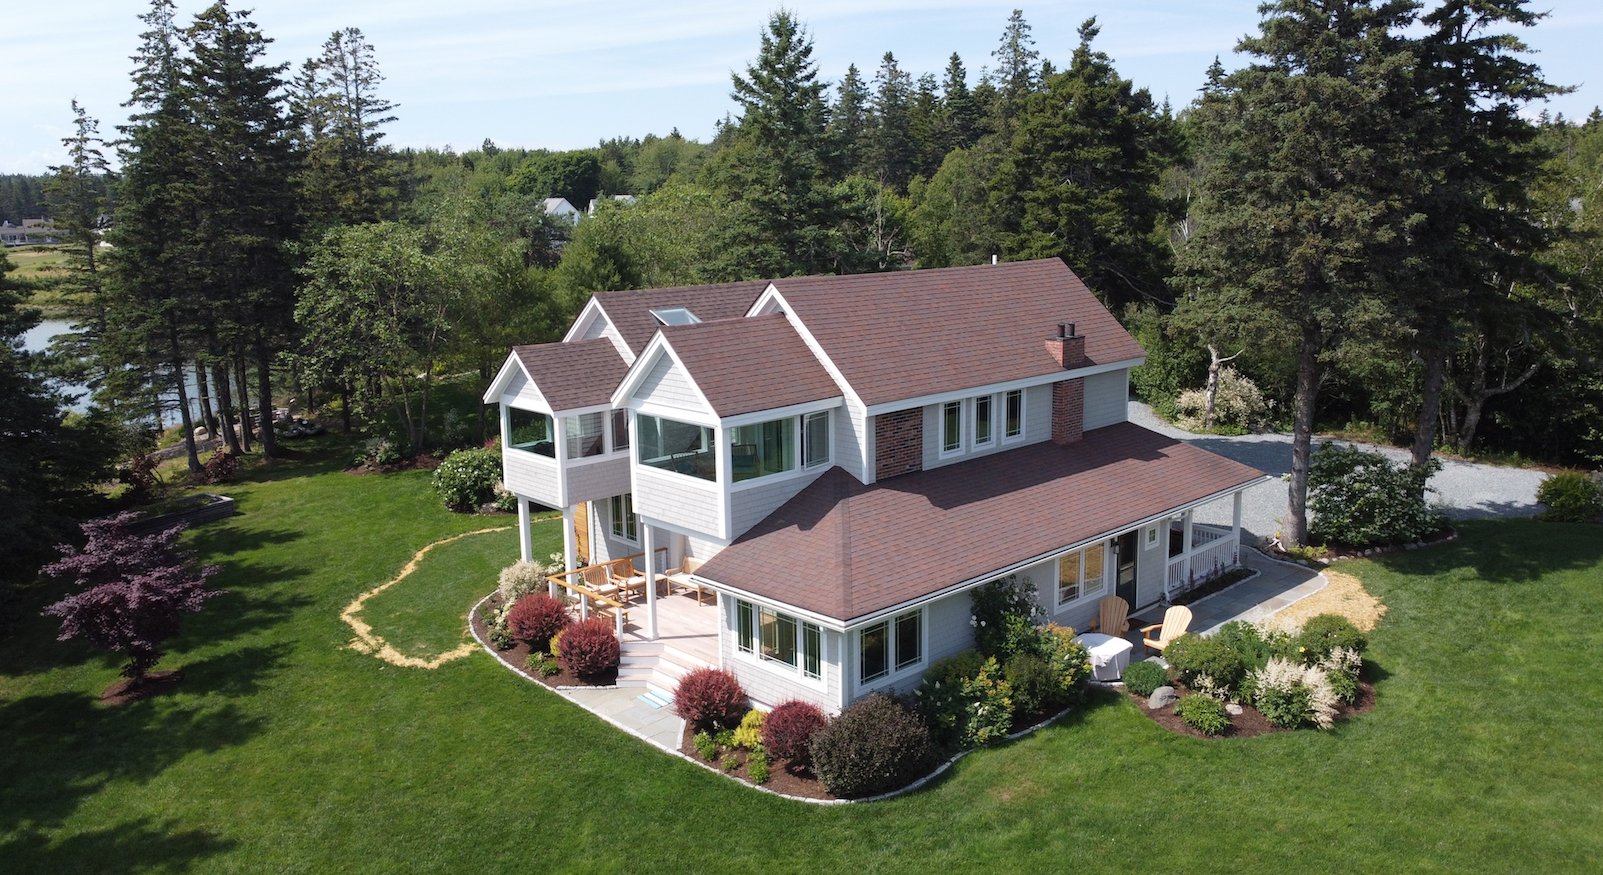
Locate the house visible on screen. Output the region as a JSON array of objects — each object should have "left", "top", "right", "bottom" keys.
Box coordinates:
[
  {"left": 483, "top": 259, "right": 1269, "bottom": 712},
  {"left": 1, "top": 218, "right": 61, "bottom": 246},
  {"left": 587, "top": 194, "right": 638, "bottom": 215},
  {"left": 541, "top": 197, "right": 583, "bottom": 225}
]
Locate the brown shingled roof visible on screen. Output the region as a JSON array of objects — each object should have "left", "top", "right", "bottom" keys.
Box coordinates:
[
  {"left": 594, "top": 281, "right": 769, "bottom": 355},
  {"left": 659, "top": 314, "right": 842, "bottom": 417},
  {"left": 769, "top": 258, "right": 1145, "bottom": 407},
  {"left": 695, "top": 423, "right": 1266, "bottom": 623},
  {"left": 513, "top": 338, "right": 628, "bottom": 411}
]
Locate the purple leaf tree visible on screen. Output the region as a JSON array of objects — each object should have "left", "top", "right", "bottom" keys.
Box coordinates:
[{"left": 42, "top": 512, "right": 222, "bottom": 682}]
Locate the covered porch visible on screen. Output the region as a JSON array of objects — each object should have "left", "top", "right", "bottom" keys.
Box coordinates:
[{"left": 1160, "top": 490, "right": 1246, "bottom": 603}]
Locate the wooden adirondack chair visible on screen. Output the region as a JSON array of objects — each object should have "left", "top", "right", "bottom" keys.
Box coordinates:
[
  {"left": 1141, "top": 606, "right": 1193, "bottom": 654},
  {"left": 1088, "top": 595, "right": 1129, "bottom": 636}
]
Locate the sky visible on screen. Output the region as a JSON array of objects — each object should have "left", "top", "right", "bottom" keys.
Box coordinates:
[{"left": 4, "top": 0, "right": 1602, "bottom": 174}]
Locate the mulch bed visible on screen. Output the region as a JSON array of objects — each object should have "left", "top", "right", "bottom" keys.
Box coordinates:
[
  {"left": 101, "top": 670, "right": 185, "bottom": 706},
  {"left": 676, "top": 724, "right": 837, "bottom": 801},
  {"left": 469, "top": 595, "right": 618, "bottom": 688},
  {"left": 1128, "top": 678, "right": 1376, "bottom": 739},
  {"left": 1168, "top": 566, "right": 1258, "bottom": 607},
  {"left": 346, "top": 453, "right": 443, "bottom": 476}
]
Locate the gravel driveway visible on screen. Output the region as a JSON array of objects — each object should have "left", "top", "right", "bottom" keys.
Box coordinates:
[{"left": 1128, "top": 402, "right": 1550, "bottom": 543}]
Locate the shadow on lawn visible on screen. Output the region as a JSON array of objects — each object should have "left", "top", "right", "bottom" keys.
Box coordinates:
[
  {"left": 0, "top": 691, "right": 266, "bottom": 847},
  {"left": 3, "top": 817, "right": 237, "bottom": 873},
  {"left": 1372, "top": 520, "right": 1603, "bottom": 584}
]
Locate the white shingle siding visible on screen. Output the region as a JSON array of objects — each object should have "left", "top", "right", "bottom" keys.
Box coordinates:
[
  {"left": 504, "top": 369, "right": 546, "bottom": 411},
  {"left": 633, "top": 466, "right": 720, "bottom": 537},
  {"left": 924, "top": 591, "right": 977, "bottom": 666},
  {"left": 728, "top": 469, "right": 828, "bottom": 539},
  {"left": 1083, "top": 369, "right": 1130, "bottom": 431},
  {"left": 632, "top": 354, "right": 703, "bottom": 412},
  {"left": 577, "top": 309, "right": 630, "bottom": 361},
  {"left": 685, "top": 534, "right": 724, "bottom": 561},
  {"left": 565, "top": 457, "right": 632, "bottom": 505},
  {"left": 504, "top": 450, "right": 561, "bottom": 508},
  {"left": 838, "top": 395, "right": 869, "bottom": 484}
]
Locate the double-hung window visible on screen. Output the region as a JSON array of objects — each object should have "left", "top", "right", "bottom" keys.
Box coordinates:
[
  {"left": 940, "top": 401, "right": 963, "bottom": 455},
  {"left": 736, "top": 600, "right": 821, "bottom": 679},
  {"left": 858, "top": 609, "right": 923, "bottom": 685},
  {"left": 803, "top": 411, "right": 830, "bottom": 468},
  {"left": 1004, "top": 389, "right": 1024, "bottom": 441},
  {"left": 609, "top": 494, "right": 637, "bottom": 543},
  {"left": 973, "top": 394, "right": 995, "bottom": 448},
  {"left": 1057, "top": 543, "right": 1107, "bottom": 606}
]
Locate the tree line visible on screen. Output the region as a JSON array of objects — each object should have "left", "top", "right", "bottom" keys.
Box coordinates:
[{"left": 5, "top": 2, "right": 1601, "bottom": 561}]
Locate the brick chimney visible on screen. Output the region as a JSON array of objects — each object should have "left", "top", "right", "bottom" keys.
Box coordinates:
[
  {"left": 1044, "top": 321, "right": 1087, "bottom": 369},
  {"left": 1047, "top": 322, "right": 1086, "bottom": 445}
]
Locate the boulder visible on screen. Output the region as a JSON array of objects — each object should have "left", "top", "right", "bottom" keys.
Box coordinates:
[
  {"left": 1225, "top": 703, "right": 1244, "bottom": 716},
  {"left": 1147, "top": 686, "right": 1177, "bottom": 710}
]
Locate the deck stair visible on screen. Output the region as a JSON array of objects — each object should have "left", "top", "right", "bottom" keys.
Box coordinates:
[{"left": 618, "top": 639, "right": 716, "bottom": 701}]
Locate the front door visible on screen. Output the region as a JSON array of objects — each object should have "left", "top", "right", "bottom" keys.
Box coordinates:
[{"left": 1114, "top": 530, "right": 1138, "bottom": 606}]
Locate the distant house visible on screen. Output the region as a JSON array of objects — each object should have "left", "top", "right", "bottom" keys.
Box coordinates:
[
  {"left": 484, "top": 259, "right": 1269, "bottom": 712},
  {"left": 542, "top": 198, "right": 582, "bottom": 226},
  {"left": 1, "top": 218, "right": 61, "bottom": 246},
  {"left": 587, "top": 195, "right": 638, "bottom": 216}
]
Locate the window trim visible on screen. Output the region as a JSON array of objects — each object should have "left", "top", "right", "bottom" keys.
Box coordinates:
[
  {"left": 1055, "top": 542, "right": 1109, "bottom": 608},
  {"left": 802, "top": 410, "right": 830, "bottom": 469},
  {"left": 939, "top": 400, "right": 964, "bottom": 458},
  {"left": 1003, "top": 389, "right": 1025, "bottom": 443},
  {"left": 972, "top": 393, "right": 995, "bottom": 449},
  {"left": 735, "top": 598, "right": 823, "bottom": 681},
  {"left": 856, "top": 607, "right": 924, "bottom": 688},
  {"left": 609, "top": 494, "right": 637, "bottom": 544}
]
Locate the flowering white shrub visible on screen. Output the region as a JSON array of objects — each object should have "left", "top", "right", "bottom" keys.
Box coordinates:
[
  {"left": 1250, "top": 657, "right": 1339, "bottom": 729},
  {"left": 1174, "top": 367, "right": 1270, "bottom": 433}
]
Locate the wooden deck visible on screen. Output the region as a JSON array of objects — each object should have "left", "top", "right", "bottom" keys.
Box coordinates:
[{"left": 621, "top": 588, "right": 719, "bottom": 665}]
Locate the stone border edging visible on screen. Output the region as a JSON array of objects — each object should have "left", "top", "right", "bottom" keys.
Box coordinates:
[
  {"left": 1315, "top": 528, "right": 1459, "bottom": 563},
  {"left": 468, "top": 588, "right": 1080, "bottom": 805}
]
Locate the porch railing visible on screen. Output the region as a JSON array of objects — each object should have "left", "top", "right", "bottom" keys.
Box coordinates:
[
  {"left": 542, "top": 548, "right": 671, "bottom": 636},
  {"left": 1164, "top": 525, "right": 1240, "bottom": 600}
]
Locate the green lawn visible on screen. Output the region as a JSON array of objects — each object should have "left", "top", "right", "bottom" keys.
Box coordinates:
[{"left": 3, "top": 443, "right": 1600, "bottom": 873}]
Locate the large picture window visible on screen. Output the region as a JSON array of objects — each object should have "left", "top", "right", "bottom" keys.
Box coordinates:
[
  {"left": 731, "top": 417, "right": 796, "bottom": 482},
  {"left": 859, "top": 608, "right": 923, "bottom": 684},
  {"left": 609, "top": 494, "right": 636, "bottom": 542},
  {"left": 637, "top": 414, "right": 716, "bottom": 481},
  {"left": 508, "top": 407, "right": 555, "bottom": 457},
  {"left": 1057, "top": 543, "right": 1107, "bottom": 606},
  {"left": 736, "top": 599, "right": 821, "bottom": 679}
]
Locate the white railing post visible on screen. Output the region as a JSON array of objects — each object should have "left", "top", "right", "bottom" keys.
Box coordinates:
[
  {"left": 559, "top": 505, "right": 577, "bottom": 598},
  {"left": 517, "top": 496, "right": 533, "bottom": 563},
  {"left": 1181, "top": 511, "right": 1195, "bottom": 594},
  {"left": 1232, "top": 491, "right": 1244, "bottom": 566}
]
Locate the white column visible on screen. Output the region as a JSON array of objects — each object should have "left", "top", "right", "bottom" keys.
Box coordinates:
[
  {"left": 517, "top": 497, "right": 533, "bottom": 563},
  {"left": 1181, "top": 510, "right": 1195, "bottom": 591},
  {"left": 643, "top": 523, "right": 658, "bottom": 640},
  {"left": 1231, "top": 491, "right": 1244, "bottom": 566},
  {"left": 559, "top": 504, "right": 577, "bottom": 598}
]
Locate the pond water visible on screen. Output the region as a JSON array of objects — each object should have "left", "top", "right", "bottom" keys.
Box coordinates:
[{"left": 20, "top": 317, "right": 202, "bottom": 423}]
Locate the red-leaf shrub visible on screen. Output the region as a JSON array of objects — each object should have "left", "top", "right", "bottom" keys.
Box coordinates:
[
  {"left": 810, "top": 694, "right": 936, "bottom": 799},
  {"left": 506, "top": 593, "right": 571, "bottom": 651},
  {"left": 200, "top": 449, "right": 237, "bottom": 485},
  {"left": 557, "top": 617, "right": 619, "bottom": 678},
  {"left": 673, "top": 667, "right": 748, "bottom": 730},
  {"left": 41, "top": 513, "right": 221, "bottom": 680},
  {"left": 761, "top": 700, "right": 830, "bottom": 769}
]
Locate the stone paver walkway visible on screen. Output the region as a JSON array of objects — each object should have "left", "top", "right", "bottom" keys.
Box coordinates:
[
  {"left": 562, "top": 685, "right": 684, "bottom": 751},
  {"left": 1129, "top": 549, "right": 1325, "bottom": 641}
]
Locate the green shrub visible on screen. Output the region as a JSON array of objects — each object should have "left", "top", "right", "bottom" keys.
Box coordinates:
[
  {"left": 1174, "top": 367, "right": 1269, "bottom": 434},
  {"left": 1214, "top": 621, "right": 1278, "bottom": 671},
  {"left": 432, "top": 447, "right": 502, "bottom": 511},
  {"left": 810, "top": 695, "right": 936, "bottom": 798},
  {"left": 1319, "top": 646, "right": 1363, "bottom": 705},
  {"left": 970, "top": 573, "right": 1042, "bottom": 659},
  {"left": 721, "top": 753, "right": 740, "bottom": 772},
  {"left": 693, "top": 730, "right": 717, "bottom": 761},
  {"left": 1537, "top": 471, "right": 1602, "bottom": 522},
  {"left": 1294, "top": 614, "right": 1367, "bottom": 663},
  {"left": 1309, "top": 443, "right": 1444, "bottom": 547},
  {"left": 732, "top": 709, "right": 765, "bottom": 750},
  {"left": 747, "top": 749, "right": 770, "bottom": 784},
  {"left": 525, "top": 652, "right": 560, "bottom": 677},
  {"left": 1039, "top": 623, "right": 1092, "bottom": 706},
  {"left": 1163, "top": 633, "right": 1246, "bottom": 694},
  {"left": 1004, "top": 653, "right": 1056, "bottom": 715},
  {"left": 1121, "top": 660, "right": 1169, "bottom": 697},
  {"left": 958, "top": 657, "right": 1015, "bottom": 747},
  {"left": 355, "top": 435, "right": 403, "bottom": 468},
  {"left": 1174, "top": 695, "right": 1230, "bottom": 736}
]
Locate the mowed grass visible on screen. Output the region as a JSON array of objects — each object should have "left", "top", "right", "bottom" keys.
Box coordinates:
[
  {"left": 5, "top": 245, "right": 70, "bottom": 276},
  {"left": 2, "top": 442, "right": 1601, "bottom": 873},
  {"left": 356, "top": 525, "right": 520, "bottom": 659}
]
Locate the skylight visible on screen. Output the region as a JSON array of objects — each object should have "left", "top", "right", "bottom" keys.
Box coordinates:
[{"left": 650, "top": 307, "right": 701, "bottom": 326}]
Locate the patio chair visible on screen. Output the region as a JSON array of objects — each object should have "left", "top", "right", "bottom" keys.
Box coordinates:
[
  {"left": 1140, "top": 605, "right": 1193, "bottom": 654},
  {"left": 665, "top": 557, "right": 711, "bottom": 605},
  {"left": 608, "top": 558, "right": 649, "bottom": 602},
  {"left": 581, "top": 565, "right": 619, "bottom": 601},
  {"left": 1087, "top": 595, "right": 1129, "bottom": 636}
]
